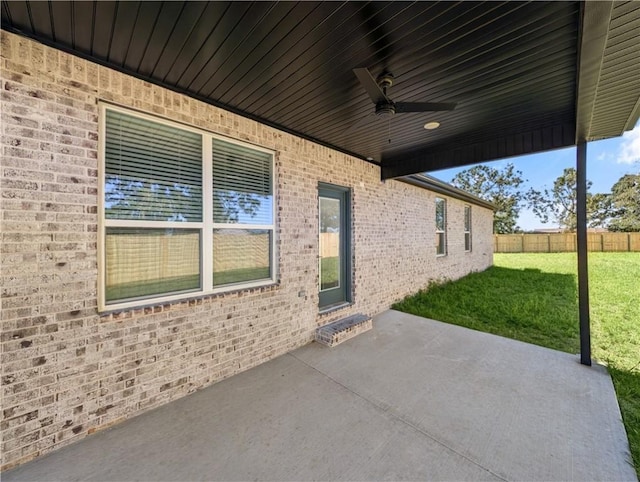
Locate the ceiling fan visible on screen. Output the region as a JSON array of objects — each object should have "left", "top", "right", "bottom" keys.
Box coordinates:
[{"left": 353, "top": 67, "right": 457, "bottom": 116}]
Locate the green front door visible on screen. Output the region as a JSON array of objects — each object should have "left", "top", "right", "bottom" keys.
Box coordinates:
[{"left": 319, "top": 184, "right": 350, "bottom": 309}]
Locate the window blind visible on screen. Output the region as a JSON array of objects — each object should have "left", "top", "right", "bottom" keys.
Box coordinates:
[
  {"left": 105, "top": 110, "right": 203, "bottom": 222},
  {"left": 101, "top": 105, "right": 276, "bottom": 309},
  {"left": 212, "top": 139, "right": 272, "bottom": 224}
]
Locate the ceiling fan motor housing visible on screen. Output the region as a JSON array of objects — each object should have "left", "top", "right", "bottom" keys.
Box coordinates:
[
  {"left": 354, "top": 67, "right": 456, "bottom": 120},
  {"left": 375, "top": 102, "right": 396, "bottom": 116}
]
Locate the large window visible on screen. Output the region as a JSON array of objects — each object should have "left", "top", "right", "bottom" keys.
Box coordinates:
[
  {"left": 435, "top": 197, "right": 447, "bottom": 256},
  {"left": 99, "top": 105, "right": 275, "bottom": 311},
  {"left": 464, "top": 205, "right": 472, "bottom": 252}
]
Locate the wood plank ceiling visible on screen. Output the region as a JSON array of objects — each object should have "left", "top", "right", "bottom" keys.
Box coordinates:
[{"left": 2, "top": 1, "right": 639, "bottom": 179}]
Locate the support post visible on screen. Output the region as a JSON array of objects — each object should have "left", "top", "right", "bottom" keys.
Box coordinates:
[{"left": 576, "top": 141, "right": 591, "bottom": 366}]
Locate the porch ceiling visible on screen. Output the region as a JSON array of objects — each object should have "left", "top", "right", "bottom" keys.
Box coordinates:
[{"left": 2, "top": 1, "right": 639, "bottom": 179}]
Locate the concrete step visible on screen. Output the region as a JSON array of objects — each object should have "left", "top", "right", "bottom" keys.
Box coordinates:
[{"left": 315, "top": 313, "right": 372, "bottom": 347}]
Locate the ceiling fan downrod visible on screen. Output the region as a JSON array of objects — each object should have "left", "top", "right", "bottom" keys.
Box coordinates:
[{"left": 375, "top": 72, "right": 395, "bottom": 116}]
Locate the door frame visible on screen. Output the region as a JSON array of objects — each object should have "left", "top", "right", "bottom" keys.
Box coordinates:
[{"left": 318, "top": 182, "right": 351, "bottom": 310}]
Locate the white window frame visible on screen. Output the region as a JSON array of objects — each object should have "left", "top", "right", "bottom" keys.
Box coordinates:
[
  {"left": 464, "top": 205, "right": 472, "bottom": 252},
  {"left": 98, "top": 103, "right": 277, "bottom": 312},
  {"left": 435, "top": 197, "right": 447, "bottom": 256}
]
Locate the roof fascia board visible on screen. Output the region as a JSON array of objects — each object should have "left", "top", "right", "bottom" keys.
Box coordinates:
[
  {"left": 399, "top": 174, "right": 496, "bottom": 211},
  {"left": 625, "top": 95, "right": 640, "bottom": 132},
  {"left": 382, "top": 123, "right": 575, "bottom": 179}
]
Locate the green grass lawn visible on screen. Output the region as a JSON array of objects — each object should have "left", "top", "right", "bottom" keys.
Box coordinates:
[
  {"left": 107, "top": 267, "right": 271, "bottom": 302},
  {"left": 321, "top": 256, "right": 339, "bottom": 289},
  {"left": 106, "top": 274, "right": 201, "bottom": 302},
  {"left": 393, "top": 252, "right": 639, "bottom": 474}
]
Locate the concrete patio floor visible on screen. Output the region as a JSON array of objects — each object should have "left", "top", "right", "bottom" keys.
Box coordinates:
[{"left": 4, "top": 310, "right": 636, "bottom": 482}]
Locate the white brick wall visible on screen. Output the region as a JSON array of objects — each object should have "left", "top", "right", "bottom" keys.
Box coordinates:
[{"left": 0, "top": 30, "right": 493, "bottom": 470}]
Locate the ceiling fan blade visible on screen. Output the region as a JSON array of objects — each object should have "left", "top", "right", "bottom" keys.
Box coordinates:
[
  {"left": 395, "top": 101, "right": 457, "bottom": 112},
  {"left": 353, "top": 68, "right": 389, "bottom": 104}
]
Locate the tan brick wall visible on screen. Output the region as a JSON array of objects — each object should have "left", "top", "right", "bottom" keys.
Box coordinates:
[{"left": 0, "top": 31, "right": 493, "bottom": 470}]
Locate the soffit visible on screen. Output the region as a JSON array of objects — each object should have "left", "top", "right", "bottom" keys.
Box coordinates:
[
  {"left": 1, "top": 1, "right": 638, "bottom": 179},
  {"left": 587, "top": 1, "right": 640, "bottom": 138}
]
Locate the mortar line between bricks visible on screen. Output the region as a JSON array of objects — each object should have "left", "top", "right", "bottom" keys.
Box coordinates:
[{"left": 287, "top": 352, "right": 509, "bottom": 482}]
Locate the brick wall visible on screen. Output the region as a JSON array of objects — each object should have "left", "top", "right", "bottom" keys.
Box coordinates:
[{"left": 0, "top": 30, "right": 493, "bottom": 470}]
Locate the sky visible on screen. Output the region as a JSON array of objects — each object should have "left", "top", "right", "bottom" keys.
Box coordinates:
[{"left": 430, "top": 122, "right": 640, "bottom": 230}]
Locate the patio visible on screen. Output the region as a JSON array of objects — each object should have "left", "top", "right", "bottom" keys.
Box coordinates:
[{"left": 4, "top": 310, "right": 635, "bottom": 482}]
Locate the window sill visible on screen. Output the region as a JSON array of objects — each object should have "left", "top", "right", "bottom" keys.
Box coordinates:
[{"left": 99, "top": 281, "right": 280, "bottom": 316}]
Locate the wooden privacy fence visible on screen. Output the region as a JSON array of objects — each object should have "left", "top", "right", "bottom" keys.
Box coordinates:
[
  {"left": 320, "top": 232, "right": 339, "bottom": 258},
  {"left": 106, "top": 229, "right": 270, "bottom": 288},
  {"left": 494, "top": 232, "right": 640, "bottom": 253}
]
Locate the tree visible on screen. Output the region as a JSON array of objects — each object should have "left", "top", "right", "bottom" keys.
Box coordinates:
[
  {"left": 450, "top": 163, "right": 526, "bottom": 233},
  {"left": 213, "top": 189, "right": 263, "bottom": 223},
  {"left": 106, "top": 175, "right": 265, "bottom": 223},
  {"left": 105, "top": 176, "right": 200, "bottom": 221},
  {"left": 320, "top": 197, "right": 340, "bottom": 232},
  {"left": 608, "top": 173, "right": 640, "bottom": 232},
  {"left": 588, "top": 192, "right": 613, "bottom": 229},
  {"left": 526, "top": 168, "right": 610, "bottom": 231}
]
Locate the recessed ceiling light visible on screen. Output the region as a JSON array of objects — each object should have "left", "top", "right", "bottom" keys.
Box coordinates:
[
  {"left": 366, "top": 156, "right": 374, "bottom": 161},
  {"left": 424, "top": 122, "right": 440, "bottom": 130}
]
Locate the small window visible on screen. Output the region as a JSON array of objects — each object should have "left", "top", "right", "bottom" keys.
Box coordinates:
[
  {"left": 100, "top": 106, "right": 276, "bottom": 311},
  {"left": 464, "top": 205, "right": 472, "bottom": 252},
  {"left": 435, "top": 197, "right": 446, "bottom": 256}
]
